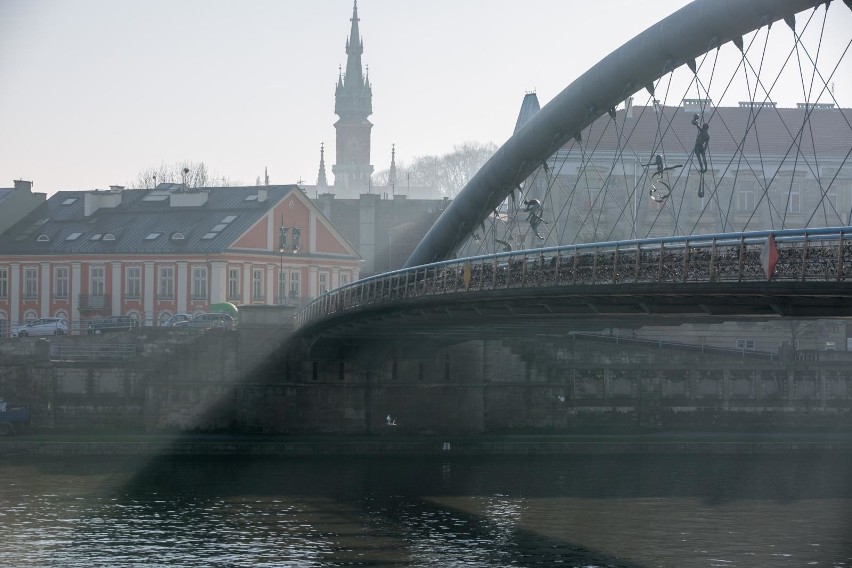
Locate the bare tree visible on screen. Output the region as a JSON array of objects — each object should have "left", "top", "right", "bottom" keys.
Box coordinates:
[
  {"left": 373, "top": 141, "right": 497, "bottom": 197},
  {"left": 130, "top": 160, "right": 234, "bottom": 189}
]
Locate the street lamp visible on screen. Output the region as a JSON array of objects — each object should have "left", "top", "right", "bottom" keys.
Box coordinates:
[
  {"left": 278, "top": 217, "right": 301, "bottom": 304},
  {"left": 279, "top": 223, "right": 288, "bottom": 304}
]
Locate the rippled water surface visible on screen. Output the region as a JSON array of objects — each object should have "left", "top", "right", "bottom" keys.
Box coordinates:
[{"left": 1, "top": 453, "right": 850, "bottom": 566}]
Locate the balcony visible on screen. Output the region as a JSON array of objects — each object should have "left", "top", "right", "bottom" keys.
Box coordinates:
[{"left": 78, "top": 294, "right": 110, "bottom": 310}]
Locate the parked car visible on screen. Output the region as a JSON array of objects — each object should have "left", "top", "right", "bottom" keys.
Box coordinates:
[
  {"left": 11, "top": 317, "right": 68, "bottom": 337},
  {"left": 187, "top": 313, "right": 236, "bottom": 331},
  {"left": 162, "top": 313, "right": 192, "bottom": 327},
  {"left": 87, "top": 316, "right": 138, "bottom": 334}
]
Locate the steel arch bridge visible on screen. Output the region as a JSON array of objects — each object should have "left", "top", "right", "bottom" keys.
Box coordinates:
[
  {"left": 293, "top": 0, "right": 852, "bottom": 351},
  {"left": 407, "top": 0, "right": 852, "bottom": 266}
]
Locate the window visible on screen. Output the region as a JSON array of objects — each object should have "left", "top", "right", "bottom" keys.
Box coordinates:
[
  {"left": 61, "top": 197, "right": 77, "bottom": 205},
  {"left": 0, "top": 267, "right": 7, "bottom": 298},
  {"left": 252, "top": 268, "right": 264, "bottom": 301},
  {"left": 289, "top": 271, "right": 300, "bottom": 299},
  {"left": 292, "top": 227, "right": 302, "bottom": 251},
  {"left": 826, "top": 188, "right": 838, "bottom": 208},
  {"left": 103, "top": 233, "right": 116, "bottom": 241},
  {"left": 145, "top": 232, "right": 162, "bottom": 240},
  {"left": 192, "top": 266, "right": 208, "bottom": 300},
  {"left": 54, "top": 267, "right": 69, "bottom": 298},
  {"left": 158, "top": 266, "right": 174, "bottom": 299},
  {"left": 340, "top": 272, "right": 350, "bottom": 285},
  {"left": 319, "top": 272, "right": 329, "bottom": 294},
  {"left": 788, "top": 184, "right": 802, "bottom": 214},
  {"left": 736, "top": 338, "right": 755, "bottom": 351},
  {"left": 171, "top": 232, "right": 185, "bottom": 240},
  {"left": 66, "top": 232, "right": 82, "bottom": 241},
  {"left": 211, "top": 224, "right": 228, "bottom": 232},
  {"left": 222, "top": 215, "right": 237, "bottom": 223},
  {"left": 37, "top": 234, "right": 49, "bottom": 242},
  {"left": 202, "top": 232, "right": 218, "bottom": 240},
  {"left": 736, "top": 190, "right": 754, "bottom": 212},
  {"left": 228, "top": 268, "right": 240, "bottom": 300},
  {"left": 825, "top": 341, "right": 837, "bottom": 351},
  {"left": 90, "top": 233, "right": 102, "bottom": 241},
  {"left": 126, "top": 267, "right": 141, "bottom": 299},
  {"left": 24, "top": 267, "right": 38, "bottom": 299},
  {"left": 90, "top": 266, "right": 105, "bottom": 296}
]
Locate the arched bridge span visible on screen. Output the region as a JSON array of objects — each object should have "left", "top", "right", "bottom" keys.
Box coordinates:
[{"left": 405, "top": 0, "right": 829, "bottom": 266}]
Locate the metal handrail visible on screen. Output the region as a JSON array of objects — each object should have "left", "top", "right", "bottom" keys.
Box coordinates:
[{"left": 296, "top": 227, "right": 852, "bottom": 329}]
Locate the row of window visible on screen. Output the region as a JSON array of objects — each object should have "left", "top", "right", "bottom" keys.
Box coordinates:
[{"left": 0, "top": 265, "right": 352, "bottom": 302}]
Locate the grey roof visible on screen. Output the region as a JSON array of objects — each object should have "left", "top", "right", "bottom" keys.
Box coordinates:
[
  {"left": 0, "top": 185, "right": 299, "bottom": 256},
  {"left": 583, "top": 104, "right": 852, "bottom": 159},
  {"left": 0, "top": 188, "right": 12, "bottom": 206}
]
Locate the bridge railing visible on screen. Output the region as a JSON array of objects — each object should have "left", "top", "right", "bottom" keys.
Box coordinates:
[{"left": 296, "top": 227, "right": 852, "bottom": 329}]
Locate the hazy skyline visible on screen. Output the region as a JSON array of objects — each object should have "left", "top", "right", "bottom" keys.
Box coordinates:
[{"left": 1, "top": 0, "right": 849, "bottom": 196}]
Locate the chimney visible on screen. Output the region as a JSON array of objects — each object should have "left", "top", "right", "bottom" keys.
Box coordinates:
[
  {"left": 625, "top": 97, "right": 633, "bottom": 118},
  {"left": 13, "top": 179, "right": 33, "bottom": 192},
  {"left": 109, "top": 185, "right": 125, "bottom": 192},
  {"left": 257, "top": 188, "right": 268, "bottom": 202}
]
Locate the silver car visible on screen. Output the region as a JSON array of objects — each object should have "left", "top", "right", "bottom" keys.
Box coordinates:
[
  {"left": 187, "top": 313, "right": 235, "bottom": 331},
  {"left": 11, "top": 317, "right": 68, "bottom": 337},
  {"left": 162, "top": 313, "right": 192, "bottom": 327}
]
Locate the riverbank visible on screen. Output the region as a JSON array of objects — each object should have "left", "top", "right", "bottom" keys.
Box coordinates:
[{"left": 2, "top": 431, "right": 852, "bottom": 457}]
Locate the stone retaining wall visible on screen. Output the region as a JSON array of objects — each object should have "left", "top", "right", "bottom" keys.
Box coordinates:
[{"left": 2, "top": 331, "right": 852, "bottom": 435}]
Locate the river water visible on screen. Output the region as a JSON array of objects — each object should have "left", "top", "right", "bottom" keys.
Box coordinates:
[{"left": 0, "top": 452, "right": 850, "bottom": 567}]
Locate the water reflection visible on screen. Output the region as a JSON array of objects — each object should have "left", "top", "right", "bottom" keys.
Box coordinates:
[{"left": 0, "top": 454, "right": 850, "bottom": 566}]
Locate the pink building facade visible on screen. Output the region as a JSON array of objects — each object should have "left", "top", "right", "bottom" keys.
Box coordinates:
[{"left": 0, "top": 184, "right": 360, "bottom": 335}]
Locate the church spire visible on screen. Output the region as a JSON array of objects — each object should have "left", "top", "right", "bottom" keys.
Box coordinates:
[
  {"left": 333, "top": 0, "right": 374, "bottom": 195},
  {"left": 344, "top": 0, "right": 364, "bottom": 89},
  {"left": 389, "top": 144, "right": 397, "bottom": 194},
  {"left": 317, "top": 143, "right": 329, "bottom": 190}
]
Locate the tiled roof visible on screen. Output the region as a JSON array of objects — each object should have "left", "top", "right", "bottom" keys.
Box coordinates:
[
  {"left": 580, "top": 104, "right": 851, "bottom": 160},
  {"left": 0, "top": 185, "right": 297, "bottom": 255}
]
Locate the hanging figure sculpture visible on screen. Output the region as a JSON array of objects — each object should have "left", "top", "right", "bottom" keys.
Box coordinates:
[
  {"left": 643, "top": 154, "right": 681, "bottom": 203},
  {"left": 691, "top": 114, "right": 710, "bottom": 197},
  {"left": 692, "top": 114, "right": 710, "bottom": 174},
  {"left": 523, "top": 199, "right": 546, "bottom": 240}
]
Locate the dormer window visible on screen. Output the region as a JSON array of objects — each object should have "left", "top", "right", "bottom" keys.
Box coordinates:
[
  {"left": 171, "top": 232, "right": 185, "bottom": 240},
  {"left": 37, "top": 234, "right": 50, "bottom": 242},
  {"left": 103, "top": 233, "right": 116, "bottom": 241},
  {"left": 142, "top": 194, "right": 169, "bottom": 202}
]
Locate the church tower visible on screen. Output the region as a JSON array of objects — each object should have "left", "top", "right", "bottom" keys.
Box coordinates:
[{"left": 332, "top": 1, "right": 374, "bottom": 195}]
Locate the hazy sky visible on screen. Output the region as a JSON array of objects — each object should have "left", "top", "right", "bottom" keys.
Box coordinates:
[{"left": 1, "top": 0, "right": 849, "bottom": 196}]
